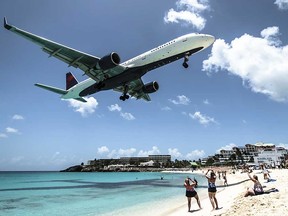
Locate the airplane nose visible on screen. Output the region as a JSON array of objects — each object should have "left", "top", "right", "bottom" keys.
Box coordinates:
[
  {"left": 202, "top": 34, "right": 215, "bottom": 47},
  {"left": 206, "top": 34, "right": 215, "bottom": 44}
]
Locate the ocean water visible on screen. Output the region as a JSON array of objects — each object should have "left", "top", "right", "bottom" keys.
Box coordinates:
[{"left": 0, "top": 171, "right": 206, "bottom": 216}]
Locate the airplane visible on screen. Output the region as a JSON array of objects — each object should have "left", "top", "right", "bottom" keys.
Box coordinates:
[{"left": 4, "top": 17, "right": 215, "bottom": 102}]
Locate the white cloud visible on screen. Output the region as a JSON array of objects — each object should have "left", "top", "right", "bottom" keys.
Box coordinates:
[
  {"left": 203, "top": 26, "right": 288, "bottom": 103},
  {"left": 108, "top": 104, "right": 122, "bottom": 112},
  {"left": 120, "top": 112, "right": 135, "bottom": 121},
  {"left": 168, "top": 148, "right": 183, "bottom": 158},
  {"left": 260, "top": 26, "right": 281, "bottom": 46},
  {"left": 277, "top": 143, "right": 288, "bottom": 149},
  {"left": 108, "top": 104, "right": 135, "bottom": 120},
  {"left": 274, "top": 0, "right": 288, "bottom": 10},
  {"left": 203, "top": 99, "right": 210, "bottom": 105},
  {"left": 98, "top": 146, "right": 109, "bottom": 154},
  {"left": 107, "top": 148, "right": 137, "bottom": 158},
  {"left": 186, "top": 149, "right": 205, "bottom": 160},
  {"left": 0, "top": 133, "right": 7, "bottom": 138},
  {"left": 189, "top": 111, "right": 217, "bottom": 125},
  {"left": 164, "top": 0, "right": 210, "bottom": 30},
  {"left": 12, "top": 114, "right": 24, "bottom": 120},
  {"left": 67, "top": 97, "right": 98, "bottom": 117},
  {"left": 138, "top": 146, "right": 161, "bottom": 157},
  {"left": 161, "top": 106, "right": 172, "bottom": 111},
  {"left": 6, "top": 127, "right": 19, "bottom": 134},
  {"left": 216, "top": 143, "right": 237, "bottom": 154},
  {"left": 169, "top": 95, "right": 191, "bottom": 105}
]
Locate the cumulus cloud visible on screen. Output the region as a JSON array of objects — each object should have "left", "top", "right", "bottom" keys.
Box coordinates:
[
  {"left": 274, "top": 0, "right": 288, "bottom": 10},
  {"left": 120, "top": 112, "right": 135, "bottom": 121},
  {"left": 98, "top": 146, "right": 109, "bottom": 154},
  {"left": 12, "top": 114, "right": 24, "bottom": 120},
  {"left": 203, "top": 26, "right": 288, "bottom": 103},
  {"left": 168, "top": 148, "right": 183, "bottom": 158},
  {"left": 203, "top": 99, "right": 210, "bottom": 105},
  {"left": 0, "top": 133, "right": 7, "bottom": 138},
  {"left": 6, "top": 127, "right": 19, "bottom": 134},
  {"left": 164, "top": 0, "right": 210, "bottom": 30},
  {"left": 161, "top": 106, "right": 172, "bottom": 111},
  {"left": 108, "top": 104, "right": 122, "bottom": 112},
  {"left": 107, "top": 148, "right": 137, "bottom": 158},
  {"left": 138, "top": 146, "right": 161, "bottom": 157},
  {"left": 169, "top": 95, "right": 191, "bottom": 105},
  {"left": 107, "top": 104, "right": 135, "bottom": 120},
  {"left": 216, "top": 143, "right": 237, "bottom": 154},
  {"left": 186, "top": 149, "right": 205, "bottom": 159},
  {"left": 189, "top": 111, "right": 217, "bottom": 125},
  {"left": 67, "top": 97, "right": 98, "bottom": 117}
]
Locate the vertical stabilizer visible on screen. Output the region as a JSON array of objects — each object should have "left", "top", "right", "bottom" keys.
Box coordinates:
[{"left": 66, "top": 72, "right": 78, "bottom": 90}]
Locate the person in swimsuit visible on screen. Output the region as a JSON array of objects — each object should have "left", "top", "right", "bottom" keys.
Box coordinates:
[
  {"left": 205, "top": 169, "right": 219, "bottom": 211},
  {"left": 244, "top": 172, "right": 264, "bottom": 197},
  {"left": 184, "top": 177, "right": 202, "bottom": 212}
]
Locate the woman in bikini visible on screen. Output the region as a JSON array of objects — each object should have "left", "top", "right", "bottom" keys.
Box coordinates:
[
  {"left": 205, "top": 169, "right": 219, "bottom": 211},
  {"left": 184, "top": 177, "right": 202, "bottom": 212},
  {"left": 244, "top": 172, "right": 264, "bottom": 197}
]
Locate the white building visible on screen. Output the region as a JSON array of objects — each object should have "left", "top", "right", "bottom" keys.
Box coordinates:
[{"left": 254, "top": 149, "right": 286, "bottom": 166}]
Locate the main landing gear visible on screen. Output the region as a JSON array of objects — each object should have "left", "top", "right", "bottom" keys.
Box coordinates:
[
  {"left": 182, "top": 53, "right": 189, "bottom": 68},
  {"left": 119, "top": 85, "right": 130, "bottom": 101},
  {"left": 120, "top": 94, "right": 129, "bottom": 101}
]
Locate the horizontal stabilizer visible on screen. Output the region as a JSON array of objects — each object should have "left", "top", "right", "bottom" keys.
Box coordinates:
[
  {"left": 35, "top": 83, "right": 67, "bottom": 95},
  {"left": 75, "top": 97, "right": 87, "bottom": 103}
]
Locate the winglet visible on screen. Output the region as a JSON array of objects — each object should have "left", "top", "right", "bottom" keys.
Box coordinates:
[{"left": 4, "top": 17, "right": 12, "bottom": 30}]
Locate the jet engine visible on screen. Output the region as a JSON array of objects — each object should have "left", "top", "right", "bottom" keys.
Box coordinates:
[
  {"left": 98, "top": 52, "right": 121, "bottom": 70},
  {"left": 142, "top": 81, "right": 159, "bottom": 93}
]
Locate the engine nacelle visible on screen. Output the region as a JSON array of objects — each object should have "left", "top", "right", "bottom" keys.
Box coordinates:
[
  {"left": 98, "top": 52, "right": 121, "bottom": 70},
  {"left": 142, "top": 81, "right": 159, "bottom": 94}
]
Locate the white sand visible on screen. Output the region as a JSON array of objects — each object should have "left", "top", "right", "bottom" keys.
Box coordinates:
[{"left": 162, "top": 168, "right": 287, "bottom": 216}]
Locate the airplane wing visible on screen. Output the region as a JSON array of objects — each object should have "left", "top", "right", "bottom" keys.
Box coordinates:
[
  {"left": 113, "top": 78, "right": 151, "bottom": 101},
  {"left": 4, "top": 18, "right": 126, "bottom": 82}
]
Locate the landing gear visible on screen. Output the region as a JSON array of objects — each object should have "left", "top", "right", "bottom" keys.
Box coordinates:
[
  {"left": 182, "top": 53, "right": 189, "bottom": 68},
  {"left": 120, "top": 94, "right": 129, "bottom": 101},
  {"left": 119, "top": 85, "right": 130, "bottom": 101}
]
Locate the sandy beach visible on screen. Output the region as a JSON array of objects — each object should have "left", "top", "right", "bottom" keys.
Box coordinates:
[{"left": 162, "top": 168, "right": 287, "bottom": 216}]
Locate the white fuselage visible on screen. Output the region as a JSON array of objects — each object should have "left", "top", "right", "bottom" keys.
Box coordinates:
[{"left": 62, "top": 33, "right": 214, "bottom": 100}]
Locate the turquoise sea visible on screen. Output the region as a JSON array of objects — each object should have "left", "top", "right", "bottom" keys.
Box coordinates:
[{"left": 0, "top": 172, "right": 206, "bottom": 216}]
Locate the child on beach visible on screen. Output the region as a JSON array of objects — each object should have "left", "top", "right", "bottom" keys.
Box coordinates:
[
  {"left": 184, "top": 177, "right": 202, "bottom": 212},
  {"left": 205, "top": 169, "right": 219, "bottom": 211}
]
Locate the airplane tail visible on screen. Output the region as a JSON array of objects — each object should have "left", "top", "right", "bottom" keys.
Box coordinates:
[
  {"left": 35, "top": 72, "right": 87, "bottom": 103},
  {"left": 66, "top": 72, "right": 78, "bottom": 90}
]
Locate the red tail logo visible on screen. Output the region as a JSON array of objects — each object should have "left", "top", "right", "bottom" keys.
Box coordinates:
[{"left": 66, "top": 72, "right": 78, "bottom": 90}]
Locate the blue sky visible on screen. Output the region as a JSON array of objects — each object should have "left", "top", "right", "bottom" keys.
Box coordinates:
[{"left": 1, "top": 0, "right": 288, "bottom": 171}]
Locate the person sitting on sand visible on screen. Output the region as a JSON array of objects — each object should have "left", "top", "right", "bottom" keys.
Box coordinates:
[
  {"left": 205, "top": 169, "right": 219, "bottom": 211},
  {"left": 244, "top": 172, "right": 264, "bottom": 197},
  {"left": 184, "top": 177, "right": 202, "bottom": 212}
]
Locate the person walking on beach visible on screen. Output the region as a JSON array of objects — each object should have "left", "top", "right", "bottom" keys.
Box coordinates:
[
  {"left": 223, "top": 171, "right": 228, "bottom": 186},
  {"left": 205, "top": 169, "right": 219, "bottom": 211},
  {"left": 184, "top": 177, "right": 202, "bottom": 212}
]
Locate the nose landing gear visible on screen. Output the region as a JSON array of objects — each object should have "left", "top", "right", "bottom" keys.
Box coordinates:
[{"left": 182, "top": 54, "right": 189, "bottom": 68}]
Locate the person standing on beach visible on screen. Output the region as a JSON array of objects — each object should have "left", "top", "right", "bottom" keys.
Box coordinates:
[
  {"left": 223, "top": 171, "right": 228, "bottom": 186},
  {"left": 205, "top": 169, "right": 219, "bottom": 211},
  {"left": 184, "top": 177, "right": 202, "bottom": 212}
]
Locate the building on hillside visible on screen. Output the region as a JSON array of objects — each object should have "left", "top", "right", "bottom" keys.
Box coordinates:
[
  {"left": 254, "top": 148, "right": 287, "bottom": 166},
  {"left": 148, "top": 155, "right": 171, "bottom": 164}
]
